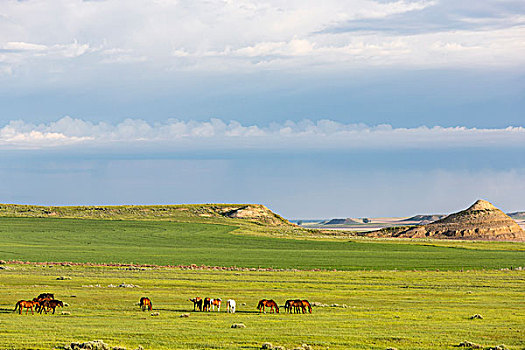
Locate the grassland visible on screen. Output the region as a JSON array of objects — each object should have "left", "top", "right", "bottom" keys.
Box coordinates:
[
  {"left": 0, "top": 204, "right": 524, "bottom": 349},
  {"left": 0, "top": 264, "right": 523, "bottom": 350},
  {"left": 1, "top": 217, "right": 524, "bottom": 270}
]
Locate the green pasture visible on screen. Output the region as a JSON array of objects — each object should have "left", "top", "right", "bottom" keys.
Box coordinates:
[
  {"left": 0, "top": 217, "right": 524, "bottom": 270},
  {"left": 0, "top": 265, "right": 523, "bottom": 349}
]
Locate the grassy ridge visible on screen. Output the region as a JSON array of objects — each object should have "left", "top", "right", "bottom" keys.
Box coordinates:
[
  {"left": 1, "top": 217, "right": 524, "bottom": 270},
  {"left": 0, "top": 203, "right": 292, "bottom": 226},
  {"left": 0, "top": 265, "right": 523, "bottom": 349}
]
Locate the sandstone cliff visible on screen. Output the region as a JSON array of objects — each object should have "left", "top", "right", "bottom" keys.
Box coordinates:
[{"left": 368, "top": 200, "right": 525, "bottom": 241}]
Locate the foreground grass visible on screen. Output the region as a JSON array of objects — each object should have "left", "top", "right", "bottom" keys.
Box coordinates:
[
  {"left": 0, "top": 265, "right": 523, "bottom": 349},
  {"left": 0, "top": 217, "right": 524, "bottom": 270}
]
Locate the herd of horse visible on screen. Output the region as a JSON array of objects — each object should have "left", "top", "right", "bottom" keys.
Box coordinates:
[
  {"left": 186, "top": 297, "right": 311, "bottom": 314},
  {"left": 257, "top": 299, "right": 312, "bottom": 314},
  {"left": 13, "top": 293, "right": 64, "bottom": 315},
  {"left": 13, "top": 293, "right": 311, "bottom": 316},
  {"left": 188, "top": 297, "right": 235, "bottom": 312}
]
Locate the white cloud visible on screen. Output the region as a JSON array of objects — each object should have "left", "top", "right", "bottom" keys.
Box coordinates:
[
  {"left": 1, "top": 116, "right": 523, "bottom": 150},
  {"left": 0, "top": 0, "right": 522, "bottom": 78}
]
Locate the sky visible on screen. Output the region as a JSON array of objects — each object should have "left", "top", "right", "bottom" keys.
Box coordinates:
[{"left": 0, "top": 0, "right": 524, "bottom": 219}]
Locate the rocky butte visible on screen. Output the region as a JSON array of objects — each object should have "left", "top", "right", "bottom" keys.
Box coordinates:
[{"left": 369, "top": 199, "right": 525, "bottom": 241}]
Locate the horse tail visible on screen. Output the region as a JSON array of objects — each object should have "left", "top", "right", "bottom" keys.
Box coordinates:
[{"left": 149, "top": 300, "right": 152, "bottom": 310}]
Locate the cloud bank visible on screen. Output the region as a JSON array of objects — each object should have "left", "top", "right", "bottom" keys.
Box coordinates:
[
  {"left": 1, "top": 117, "right": 523, "bottom": 151},
  {"left": 0, "top": 0, "right": 524, "bottom": 80}
]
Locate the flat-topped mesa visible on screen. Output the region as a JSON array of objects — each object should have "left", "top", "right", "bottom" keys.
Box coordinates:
[{"left": 369, "top": 199, "right": 525, "bottom": 241}]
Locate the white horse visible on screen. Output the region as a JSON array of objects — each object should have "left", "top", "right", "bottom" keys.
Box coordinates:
[{"left": 226, "top": 299, "right": 236, "bottom": 313}]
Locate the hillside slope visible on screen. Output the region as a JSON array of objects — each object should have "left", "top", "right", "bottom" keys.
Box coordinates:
[{"left": 0, "top": 203, "right": 293, "bottom": 227}]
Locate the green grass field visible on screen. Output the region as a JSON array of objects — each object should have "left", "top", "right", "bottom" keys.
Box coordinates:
[
  {"left": 0, "top": 213, "right": 524, "bottom": 349},
  {"left": 0, "top": 217, "right": 524, "bottom": 270},
  {"left": 0, "top": 265, "right": 523, "bottom": 350}
]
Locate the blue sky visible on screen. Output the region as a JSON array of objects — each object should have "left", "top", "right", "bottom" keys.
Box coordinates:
[{"left": 0, "top": 0, "right": 524, "bottom": 218}]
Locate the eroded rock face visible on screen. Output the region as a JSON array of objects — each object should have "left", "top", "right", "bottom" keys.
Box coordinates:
[
  {"left": 370, "top": 200, "right": 525, "bottom": 241},
  {"left": 220, "top": 205, "right": 291, "bottom": 226}
]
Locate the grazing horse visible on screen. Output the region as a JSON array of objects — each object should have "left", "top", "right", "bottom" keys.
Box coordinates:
[
  {"left": 284, "top": 299, "right": 296, "bottom": 313},
  {"left": 203, "top": 297, "right": 211, "bottom": 311},
  {"left": 189, "top": 297, "right": 203, "bottom": 311},
  {"left": 14, "top": 300, "right": 38, "bottom": 315},
  {"left": 39, "top": 300, "right": 64, "bottom": 314},
  {"left": 210, "top": 298, "right": 222, "bottom": 312},
  {"left": 226, "top": 299, "right": 236, "bottom": 313},
  {"left": 301, "top": 300, "right": 312, "bottom": 314},
  {"left": 287, "top": 299, "right": 301, "bottom": 313},
  {"left": 286, "top": 299, "right": 312, "bottom": 314},
  {"left": 257, "top": 299, "right": 279, "bottom": 313},
  {"left": 139, "top": 297, "right": 152, "bottom": 311}
]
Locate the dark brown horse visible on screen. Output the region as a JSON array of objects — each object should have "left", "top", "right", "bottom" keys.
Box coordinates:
[
  {"left": 33, "top": 297, "right": 53, "bottom": 313},
  {"left": 257, "top": 299, "right": 279, "bottom": 313},
  {"left": 284, "top": 299, "right": 311, "bottom": 313},
  {"left": 36, "top": 293, "right": 54, "bottom": 300},
  {"left": 14, "top": 300, "right": 38, "bottom": 315},
  {"left": 203, "top": 297, "right": 211, "bottom": 311},
  {"left": 284, "top": 299, "right": 296, "bottom": 313},
  {"left": 39, "top": 299, "right": 64, "bottom": 314},
  {"left": 139, "top": 297, "right": 152, "bottom": 311},
  {"left": 189, "top": 297, "right": 203, "bottom": 311}
]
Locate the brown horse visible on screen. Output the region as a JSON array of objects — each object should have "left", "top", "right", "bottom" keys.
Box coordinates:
[
  {"left": 300, "top": 299, "right": 312, "bottom": 314},
  {"left": 14, "top": 300, "right": 38, "bottom": 315},
  {"left": 33, "top": 297, "right": 53, "bottom": 313},
  {"left": 189, "top": 297, "right": 203, "bottom": 311},
  {"left": 139, "top": 297, "right": 152, "bottom": 311},
  {"left": 210, "top": 298, "right": 222, "bottom": 312},
  {"left": 39, "top": 300, "right": 64, "bottom": 314},
  {"left": 257, "top": 299, "right": 279, "bottom": 313},
  {"left": 284, "top": 299, "right": 297, "bottom": 313}
]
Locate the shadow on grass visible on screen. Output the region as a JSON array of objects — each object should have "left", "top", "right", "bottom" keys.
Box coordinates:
[
  {"left": 154, "top": 308, "right": 262, "bottom": 314},
  {"left": 0, "top": 307, "right": 14, "bottom": 313}
]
